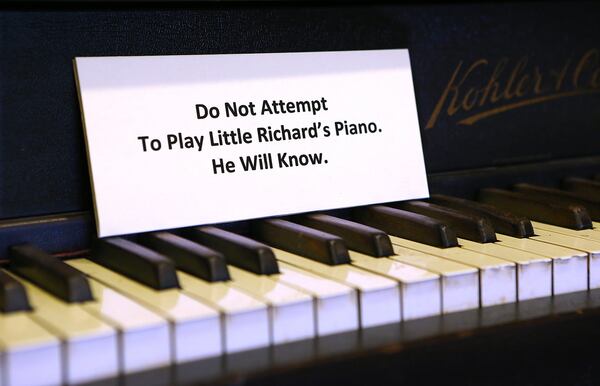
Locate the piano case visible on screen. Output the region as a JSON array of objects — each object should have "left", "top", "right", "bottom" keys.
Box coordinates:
[{"left": 1, "top": 2, "right": 600, "bottom": 385}]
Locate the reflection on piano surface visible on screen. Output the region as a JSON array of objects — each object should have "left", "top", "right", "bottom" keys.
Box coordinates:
[
  {"left": 1, "top": 1, "right": 600, "bottom": 386},
  {"left": 4, "top": 180, "right": 600, "bottom": 385}
]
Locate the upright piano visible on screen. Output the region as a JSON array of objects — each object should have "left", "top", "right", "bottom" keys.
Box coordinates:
[{"left": 1, "top": 2, "right": 600, "bottom": 385}]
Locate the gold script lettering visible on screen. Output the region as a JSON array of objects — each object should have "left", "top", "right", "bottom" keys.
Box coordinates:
[
  {"left": 479, "top": 58, "right": 507, "bottom": 106},
  {"left": 574, "top": 49, "right": 599, "bottom": 88},
  {"left": 425, "top": 59, "right": 487, "bottom": 129},
  {"left": 425, "top": 49, "right": 600, "bottom": 129}
]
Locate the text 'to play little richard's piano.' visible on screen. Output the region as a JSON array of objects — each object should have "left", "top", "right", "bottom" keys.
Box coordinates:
[{"left": 1, "top": 2, "right": 600, "bottom": 386}]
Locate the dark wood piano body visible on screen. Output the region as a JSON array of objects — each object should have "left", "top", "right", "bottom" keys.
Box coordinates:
[{"left": 1, "top": 2, "right": 600, "bottom": 385}]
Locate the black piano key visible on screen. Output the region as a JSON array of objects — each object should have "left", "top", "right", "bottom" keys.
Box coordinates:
[
  {"left": 184, "top": 226, "right": 279, "bottom": 275},
  {"left": 562, "top": 177, "right": 600, "bottom": 201},
  {"left": 0, "top": 269, "right": 32, "bottom": 313},
  {"left": 250, "top": 219, "right": 351, "bottom": 265},
  {"left": 294, "top": 214, "right": 393, "bottom": 257},
  {"left": 429, "top": 194, "right": 534, "bottom": 238},
  {"left": 351, "top": 206, "right": 459, "bottom": 248},
  {"left": 138, "top": 232, "right": 231, "bottom": 282},
  {"left": 478, "top": 188, "right": 593, "bottom": 230},
  {"left": 391, "top": 201, "right": 497, "bottom": 243},
  {"left": 92, "top": 238, "right": 180, "bottom": 290},
  {"left": 9, "top": 244, "right": 93, "bottom": 303},
  {"left": 514, "top": 183, "right": 600, "bottom": 220}
]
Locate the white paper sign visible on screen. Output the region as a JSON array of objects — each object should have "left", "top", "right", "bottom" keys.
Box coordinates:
[{"left": 75, "top": 49, "right": 428, "bottom": 237}]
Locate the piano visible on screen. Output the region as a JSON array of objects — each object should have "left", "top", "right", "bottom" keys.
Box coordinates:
[{"left": 1, "top": 1, "right": 600, "bottom": 385}]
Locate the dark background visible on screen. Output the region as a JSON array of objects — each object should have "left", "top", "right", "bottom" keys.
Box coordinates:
[{"left": 1, "top": 2, "right": 599, "bottom": 219}]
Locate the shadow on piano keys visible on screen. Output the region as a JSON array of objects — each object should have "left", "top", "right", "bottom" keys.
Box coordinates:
[{"left": 3, "top": 164, "right": 600, "bottom": 385}]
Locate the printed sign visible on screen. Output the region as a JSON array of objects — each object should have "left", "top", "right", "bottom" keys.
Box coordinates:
[{"left": 75, "top": 49, "right": 428, "bottom": 237}]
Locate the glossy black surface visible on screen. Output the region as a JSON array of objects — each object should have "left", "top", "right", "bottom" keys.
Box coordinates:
[
  {"left": 251, "top": 219, "right": 350, "bottom": 265},
  {"left": 9, "top": 244, "right": 93, "bottom": 303},
  {"left": 294, "top": 214, "right": 394, "bottom": 257},
  {"left": 185, "top": 226, "right": 279, "bottom": 275},
  {"left": 562, "top": 177, "right": 600, "bottom": 202},
  {"left": 0, "top": 212, "right": 93, "bottom": 259},
  {"left": 139, "top": 232, "right": 230, "bottom": 282},
  {"left": 352, "top": 205, "right": 458, "bottom": 248},
  {"left": 479, "top": 188, "right": 593, "bottom": 230},
  {"left": 2, "top": 3, "right": 600, "bottom": 220},
  {"left": 393, "top": 200, "right": 497, "bottom": 243},
  {"left": 514, "top": 183, "right": 600, "bottom": 221},
  {"left": 429, "top": 194, "right": 534, "bottom": 238},
  {"left": 428, "top": 156, "right": 600, "bottom": 200},
  {"left": 92, "top": 238, "right": 180, "bottom": 290},
  {"left": 0, "top": 268, "right": 31, "bottom": 313}
]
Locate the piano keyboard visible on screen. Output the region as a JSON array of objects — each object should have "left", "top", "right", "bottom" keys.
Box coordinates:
[{"left": 2, "top": 180, "right": 600, "bottom": 386}]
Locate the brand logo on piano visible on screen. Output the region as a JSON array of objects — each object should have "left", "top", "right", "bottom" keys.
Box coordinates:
[{"left": 426, "top": 49, "right": 600, "bottom": 129}]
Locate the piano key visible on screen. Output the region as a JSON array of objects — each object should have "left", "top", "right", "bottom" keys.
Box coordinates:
[
  {"left": 9, "top": 244, "right": 93, "bottom": 303},
  {"left": 67, "top": 258, "right": 222, "bottom": 362},
  {"left": 389, "top": 236, "right": 517, "bottom": 307},
  {"left": 495, "top": 234, "right": 588, "bottom": 294},
  {"left": 226, "top": 266, "right": 315, "bottom": 344},
  {"left": 392, "top": 200, "right": 497, "bottom": 243},
  {"left": 7, "top": 272, "right": 118, "bottom": 385},
  {"left": 429, "top": 194, "right": 534, "bottom": 238},
  {"left": 272, "top": 262, "right": 359, "bottom": 335},
  {"left": 0, "top": 309, "right": 61, "bottom": 386},
  {"left": 138, "top": 232, "right": 230, "bottom": 282},
  {"left": 175, "top": 270, "right": 270, "bottom": 353},
  {"left": 528, "top": 227, "right": 600, "bottom": 289},
  {"left": 0, "top": 270, "right": 31, "bottom": 313},
  {"left": 479, "top": 188, "right": 593, "bottom": 230},
  {"left": 457, "top": 238, "right": 552, "bottom": 300},
  {"left": 388, "top": 245, "right": 479, "bottom": 313},
  {"left": 272, "top": 248, "right": 401, "bottom": 327},
  {"left": 513, "top": 183, "right": 600, "bottom": 220},
  {"left": 251, "top": 219, "right": 350, "bottom": 265},
  {"left": 78, "top": 278, "right": 171, "bottom": 373},
  {"left": 294, "top": 214, "right": 394, "bottom": 256},
  {"left": 532, "top": 221, "right": 600, "bottom": 243},
  {"left": 352, "top": 205, "right": 459, "bottom": 248},
  {"left": 92, "top": 237, "right": 179, "bottom": 290},
  {"left": 184, "top": 226, "right": 279, "bottom": 275},
  {"left": 348, "top": 251, "right": 441, "bottom": 320},
  {"left": 562, "top": 177, "right": 600, "bottom": 201}
]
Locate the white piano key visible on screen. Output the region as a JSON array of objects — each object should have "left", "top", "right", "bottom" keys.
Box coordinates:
[
  {"left": 227, "top": 266, "right": 314, "bottom": 344},
  {"left": 529, "top": 228, "right": 600, "bottom": 290},
  {"left": 272, "top": 248, "right": 401, "bottom": 328},
  {"left": 388, "top": 245, "right": 478, "bottom": 313},
  {"left": 9, "top": 274, "right": 118, "bottom": 385},
  {"left": 533, "top": 221, "right": 600, "bottom": 242},
  {"left": 458, "top": 238, "right": 552, "bottom": 301},
  {"left": 390, "top": 236, "right": 516, "bottom": 307},
  {"left": 67, "top": 258, "right": 222, "bottom": 362},
  {"left": 176, "top": 271, "right": 270, "bottom": 353},
  {"left": 348, "top": 251, "right": 441, "bottom": 320},
  {"left": 274, "top": 261, "right": 359, "bottom": 335},
  {"left": 80, "top": 278, "right": 171, "bottom": 373},
  {"left": 495, "top": 234, "right": 588, "bottom": 294},
  {"left": 0, "top": 311, "right": 61, "bottom": 386}
]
